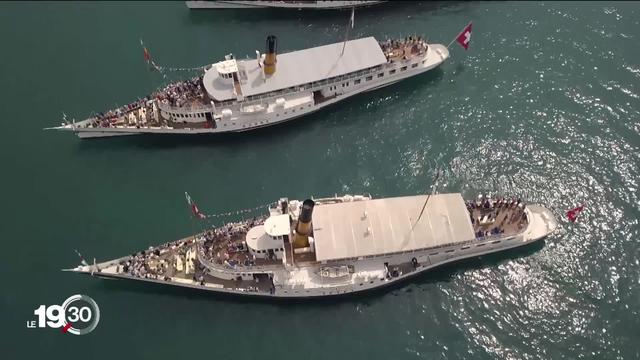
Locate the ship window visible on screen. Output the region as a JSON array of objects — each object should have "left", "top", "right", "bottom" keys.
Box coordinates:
[
  {"left": 401, "top": 66, "right": 407, "bottom": 71},
  {"left": 477, "top": 243, "right": 485, "bottom": 247},
  {"left": 389, "top": 69, "right": 396, "bottom": 75},
  {"left": 461, "top": 246, "right": 470, "bottom": 250},
  {"left": 366, "top": 76, "right": 373, "bottom": 81},
  {"left": 445, "top": 249, "right": 454, "bottom": 253},
  {"left": 280, "top": 248, "right": 284, "bottom": 251},
  {"left": 422, "top": 60, "right": 426, "bottom": 64},
  {"left": 429, "top": 252, "right": 439, "bottom": 256},
  {"left": 355, "top": 79, "right": 361, "bottom": 85},
  {"left": 492, "top": 240, "right": 501, "bottom": 244},
  {"left": 412, "top": 63, "right": 418, "bottom": 68}
]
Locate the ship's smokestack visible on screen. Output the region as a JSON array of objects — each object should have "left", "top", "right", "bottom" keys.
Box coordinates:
[
  {"left": 293, "top": 199, "right": 314, "bottom": 248},
  {"left": 263, "top": 35, "right": 277, "bottom": 76}
]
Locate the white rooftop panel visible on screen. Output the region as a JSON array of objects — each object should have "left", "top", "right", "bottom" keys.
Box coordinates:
[
  {"left": 203, "top": 37, "right": 387, "bottom": 101},
  {"left": 264, "top": 214, "right": 291, "bottom": 237},
  {"left": 312, "top": 193, "right": 475, "bottom": 262}
]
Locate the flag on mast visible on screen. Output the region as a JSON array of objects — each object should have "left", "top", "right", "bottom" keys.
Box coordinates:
[
  {"left": 448, "top": 22, "right": 473, "bottom": 50},
  {"left": 455, "top": 22, "right": 472, "bottom": 50},
  {"left": 140, "top": 39, "right": 151, "bottom": 63},
  {"left": 185, "top": 192, "right": 206, "bottom": 219},
  {"left": 143, "top": 47, "right": 151, "bottom": 62},
  {"left": 139, "top": 38, "right": 165, "bottom": 76},
  {"left": 74, "top": 249, "right": 89, "bottom": 266},
  {"left": 566, "top": 204, "right": 585, "bottom": 223}
]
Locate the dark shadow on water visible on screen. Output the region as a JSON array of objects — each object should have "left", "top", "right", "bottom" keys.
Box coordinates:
[
  {"left": 95, "top": 239, "right": 545, "bottom": 307},
  {"left": 73, "top": 67, "right": 445, "bottom": 152}
]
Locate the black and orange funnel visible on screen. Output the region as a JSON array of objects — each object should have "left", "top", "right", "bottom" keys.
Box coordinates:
[
  {"left": 293, "top": 199, "right": 314, "bottom": 248},
  {"left": 263, "top": 35, "right": 277, "bottom": 76}
]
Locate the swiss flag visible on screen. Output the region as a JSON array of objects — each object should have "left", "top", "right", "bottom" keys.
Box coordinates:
[
  {"left": 456, "top": 22, "right": 473, "bottom": 50},
  {"left": 566, "top": 205, "right": 585, "bottom": 223}
]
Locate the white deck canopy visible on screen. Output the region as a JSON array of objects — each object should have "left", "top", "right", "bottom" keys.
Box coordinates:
[
  {"left": 312, "top": 193, "right": 475, "bottom": 262},
  {"left": 202, "top": 36, "right": 387, "bottom": 101}
]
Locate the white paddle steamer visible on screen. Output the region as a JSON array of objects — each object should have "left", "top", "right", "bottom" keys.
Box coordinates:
[
  {"left": 48, "top": 34, "right": 448, "bottom": 138},
  {"left": 65, "top": 193, "right": 557, "bottom": 298}
]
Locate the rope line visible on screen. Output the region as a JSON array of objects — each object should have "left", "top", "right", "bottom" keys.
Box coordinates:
[{"left": 200, "top": 201, "right": 276, "bottom": 219}]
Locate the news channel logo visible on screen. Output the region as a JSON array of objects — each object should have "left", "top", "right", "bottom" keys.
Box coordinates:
[{"left": 27, "top": 294, "right": 100, "bottom": 335}]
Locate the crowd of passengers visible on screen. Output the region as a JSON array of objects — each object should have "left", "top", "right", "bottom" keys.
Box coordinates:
[
  {"left": 379, "top": 36, "right": 427, "bottom": 61},
  {"left": 84, "top": 76, "right": 205, "bottom": 128},
  {"left": 154, "top": 76, "right": 205, "bottom": 108},
  {"left": 466, "top": 195, "right": 528, "bottom": 239},
  {"left": 84, "top": 96, "right": 155, "bottom": 128},
  {"left": 116, "top": 238, "right": 195, "bottom": 280},
  {"left": 200, "top": 216, "right": 268, "bottom": 268}
]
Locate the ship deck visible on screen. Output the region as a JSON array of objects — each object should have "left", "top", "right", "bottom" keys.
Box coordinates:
[
  {"left": 72, "top": 76, "right": 213, "bottom": 131},
  {"left": 101, "top": 233, "right": 276, "bottom": 294},
  {"left": 466, "top": 198, "right": 529, "bottom": 239}
]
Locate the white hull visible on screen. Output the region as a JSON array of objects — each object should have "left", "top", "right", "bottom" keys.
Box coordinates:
[
  {"left": 52, "top": 44, "right": 449, "bottom": 139},
  {"left": 186, "top": 1, "right": 385, "bottom": 10},
  {"left": 67, "top": 204, "right": 557, "bottom": 299}
]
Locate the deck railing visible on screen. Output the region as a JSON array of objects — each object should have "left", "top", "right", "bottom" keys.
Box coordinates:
[
  {"left": 155, "top": 55, "right": 433, "bottom": 115},
  {"left": 195, "top": 240, "right": 282, "bottom": 274}
]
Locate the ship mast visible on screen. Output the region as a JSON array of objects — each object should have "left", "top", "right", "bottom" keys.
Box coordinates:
[{"left": 340, "top": 7, "right": 355, "bottom": 56}]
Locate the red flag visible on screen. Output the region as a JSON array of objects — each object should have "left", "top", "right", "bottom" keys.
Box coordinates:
[
  {"left": 185, "top": 192, "right": 206, "bottom": 219},
  {"left": 566, "top": 205, "right": 584, "bottom": 223},
  {"left": 143, "top": 47, "right": 151, "bottom": 62},
  {"left": 456, "top": 22, "right": 473, "bottom": 50}
]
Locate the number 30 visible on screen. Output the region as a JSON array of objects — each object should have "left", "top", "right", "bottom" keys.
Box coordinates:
[{"left": 67, "top": 306, "right": 92, "bottom": 322}]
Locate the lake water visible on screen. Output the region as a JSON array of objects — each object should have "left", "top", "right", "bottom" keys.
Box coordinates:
[{"left": 1, "top": 1, "right": 639, "bottom": 359}]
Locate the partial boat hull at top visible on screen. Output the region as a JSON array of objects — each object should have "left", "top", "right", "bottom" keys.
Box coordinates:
[
  {"left": 186, "top": 1, "right": 386, "bottom": 10},
  {"left": 47, "top": 35, "right": 449, "bottom": 139}
]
